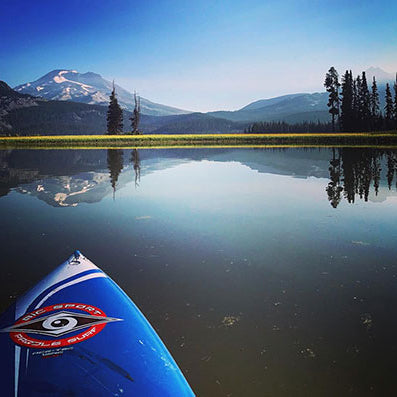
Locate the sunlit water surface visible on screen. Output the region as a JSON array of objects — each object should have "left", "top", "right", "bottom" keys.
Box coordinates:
[{"left": 1, "top": 147, "right": 397, "bottom": 396}]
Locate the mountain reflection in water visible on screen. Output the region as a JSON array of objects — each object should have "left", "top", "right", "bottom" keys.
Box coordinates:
[{"left": 0, "top": 148, "right": 397, "bottom": 207}]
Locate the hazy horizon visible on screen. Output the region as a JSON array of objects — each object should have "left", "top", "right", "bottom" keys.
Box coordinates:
[{"left": 2, "top": 0, "right": 397, "bottom": 112}]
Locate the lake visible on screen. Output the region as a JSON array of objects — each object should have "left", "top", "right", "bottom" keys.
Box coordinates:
[{"left": 1, "top": 147, "right": 397, "bottom": 396}]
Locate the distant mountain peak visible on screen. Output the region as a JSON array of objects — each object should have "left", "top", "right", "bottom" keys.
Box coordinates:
[
  {"left": 365, "top": 66, "right": 395, "bottom": 82},
  {"left": 80, "top": 71, "right": 102, "bottom": 78},
  {"left": 14, "top": 69, "right": 190, "bottom": 116},
  {"left": 39, "top": 69, "right": 77, "bottom": 80}
]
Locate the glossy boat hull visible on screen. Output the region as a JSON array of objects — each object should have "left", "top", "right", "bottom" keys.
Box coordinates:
[{"left": 0, "top": 252, "right": 194, "bottom": 396}]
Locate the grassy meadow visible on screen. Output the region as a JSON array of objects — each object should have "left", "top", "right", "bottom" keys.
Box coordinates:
[{"left": 1, "top": 132, "right": 397, "bottom": 149}]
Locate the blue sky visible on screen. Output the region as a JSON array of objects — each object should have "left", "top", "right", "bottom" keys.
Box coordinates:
[{"left": 1, "top": 0, "right": 396, "bottom": 111}]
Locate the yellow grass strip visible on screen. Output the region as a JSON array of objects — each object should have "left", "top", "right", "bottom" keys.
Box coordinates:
[{"left": 1, "top": 132, "right": 397, "bottom": 149}]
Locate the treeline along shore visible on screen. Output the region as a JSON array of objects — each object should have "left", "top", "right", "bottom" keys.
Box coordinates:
[
  {"left": 2, "top": 133, "right": 397, "bottom": 149},
  {"left": 247, "top": 66, "right": 397, "bottom": 134}
]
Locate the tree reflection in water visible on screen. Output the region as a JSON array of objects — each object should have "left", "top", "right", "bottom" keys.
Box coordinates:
[
  {"left": 326, "top": 148, "right": 343, "bottom": 208},
  {"left": 131, "top": 149, "right": 140, "bottom": 188},
  {"left": 107, "top": 149, "right": 141, "bottom": 196},
  {"left": 327, "top": 148, "right": 397, "bottom": 207},
  {"left": 107, "top": 149, "right": 124, "bottom": 199}
]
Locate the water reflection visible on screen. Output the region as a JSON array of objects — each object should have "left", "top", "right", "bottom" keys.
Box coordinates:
[
  {"left": 131, "top": 149, "right": 141, "bottom": 188},
  {"left": 326, "top": 148, "right": 396, "bottom": 207},
  {"left": 3, "top": 147, "right": 397, "bottom": 395},
  {"left": 326, "top": 148, "right": 343, "bottom": 208},
  {"left": 1, "top": 148, "right": 397, "bottom": 207},
  {"left": 107, "top": 149, "right": 124, "bottom": 198},
  {"left": 0, "top": 150, "right": 111, "bottom": 206},
  {"left": 107, "top": 149, "right": 141, "bottom": 196}
]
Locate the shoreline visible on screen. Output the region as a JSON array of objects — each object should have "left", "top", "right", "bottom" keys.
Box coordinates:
[{"left": 1, "top": 132, "right": 397, "bottom": 149}]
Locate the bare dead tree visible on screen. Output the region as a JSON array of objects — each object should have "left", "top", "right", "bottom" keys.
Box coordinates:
[{"left": 130, "top": 91, "right": 141, "bottom": 135}]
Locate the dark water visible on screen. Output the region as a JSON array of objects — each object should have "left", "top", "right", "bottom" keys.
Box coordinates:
[{"left": 1, "top": 147, "right": 397, "bottom": 396}]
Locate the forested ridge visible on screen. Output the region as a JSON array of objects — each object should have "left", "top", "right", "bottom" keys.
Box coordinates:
[{"left": 247, "top": 67, "right": 397, "bottom": 134}]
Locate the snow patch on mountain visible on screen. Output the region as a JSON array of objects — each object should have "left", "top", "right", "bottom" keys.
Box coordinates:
[
  {"left": 91, "top": 91, "right": 108, "bottom": 104},
  {"left": 53, "top": 72, "right": 93, "bottom": 92},
  {"left": 53, "top": 75, "right": 66, "bottom": 84}
]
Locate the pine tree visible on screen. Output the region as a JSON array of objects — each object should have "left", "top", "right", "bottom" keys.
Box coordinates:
[
  {"left": 107, "top": 82, "right": 123, "bottom": 135},
  {"left": 324, "top": 67, "right": 340, "bottom": 131},
  {"left": 352, "top": 75, "right": 360, "bottom": 131},
  {"left": 370, "top": 76, "right": 379, "bottom": 117},
  {"left": 340, "top": 70, "right": 353, "bottom": 131},
  {"left": 370, "top": 76, "right": 380, "bottom": 129},
  {"left": 394, "top": 73, "right": 397, "bottom": 126},
  {"left": 358, "top": 71, "right": 371, "bottom": 131},
  {"left": 385, "top": 83, "right": 394, "bottom": 122}
]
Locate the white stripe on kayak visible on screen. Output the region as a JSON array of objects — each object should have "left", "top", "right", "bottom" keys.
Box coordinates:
[
  {"left": 34, "top": 273, "right": 108, "bottom": 309},
  {"left": 25, "top": 349, "right": 29, "bottom": 372},
  {"left": 15, "top": 255, "right": 99, "bottom": 320},
  {"left": 15, "top": 346, "right": 20, "bottom": 397}
]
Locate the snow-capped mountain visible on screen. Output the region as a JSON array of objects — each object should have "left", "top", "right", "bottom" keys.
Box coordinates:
[
  {"left": 14, "top": 70, "right": 190, "bottom": 116},
  {"left": 365, "top": 67, "right": 396, "bottom": 83}
]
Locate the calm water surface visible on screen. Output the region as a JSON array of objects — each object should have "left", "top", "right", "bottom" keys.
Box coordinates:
[{"left": 1, "top": 147, "right": 397, "bottom": 396}]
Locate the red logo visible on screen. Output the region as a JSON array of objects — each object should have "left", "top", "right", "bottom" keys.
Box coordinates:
[{"left": 4, "top": 303, "right": 121, "bottom": 348}]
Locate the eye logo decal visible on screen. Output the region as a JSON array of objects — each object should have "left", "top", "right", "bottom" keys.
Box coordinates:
[{"left": 1, "top": 303, "right": 122, "bottom": 348}]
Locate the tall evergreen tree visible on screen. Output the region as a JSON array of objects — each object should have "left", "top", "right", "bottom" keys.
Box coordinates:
[
  {"left": 370, "top": 77, "right": 380, "bottom": 118},
  {"left": 340, "top": 70, "right": 353, "bottom": 131},
  {"left": 352, "top": 75, "right": 360, "bottom": 131},
  {"left": 394, "top": 73, "right": 397, "bottom": 126},
  {"left": 107, "top": 82, "right": 123, "bottom": 135},
  {"left": 324, "top": 67, "right": 340, "bottom": 131},
  {"left": 385, "top": 83, "right": 394, "bottom": 122},
  {"left": 370, "top": 76, "right": 380, "bottom": 129},
  {"left": 358, "top": 71, "right": 371, "bottom": 131}
]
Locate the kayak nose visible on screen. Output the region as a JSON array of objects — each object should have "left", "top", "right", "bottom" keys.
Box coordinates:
[{"left": 74, "top": 250, "right": 81, "bottom": 259}]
